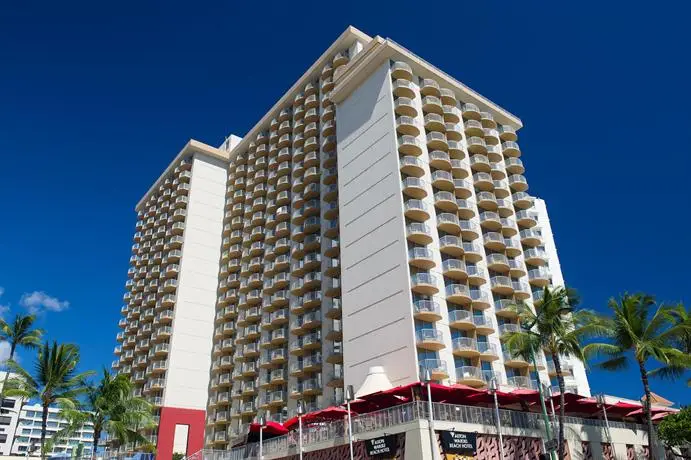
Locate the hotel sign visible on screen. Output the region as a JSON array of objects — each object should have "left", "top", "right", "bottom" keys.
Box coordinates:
[
  {"left": 440, "top": 431, "right": 477, "bottom": 455},
  {"left": 365, "top": 435, "right": 397, "bottom": 457}
]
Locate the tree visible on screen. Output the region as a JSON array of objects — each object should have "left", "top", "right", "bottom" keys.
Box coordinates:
[
  {"left": 0, "top": 314, "right": 44, "bottom": 395},
  {"left": 4, "top": 341, "right": 93, "bottom": 459},
  {"left": 503, "top": 286, "right": 606, "bottom": 460},
  {"left": 584, "top": 294, "right": 691, "bottom": 456},
  {"left": 50, "top": 368, "right": 154, "bottom": 455},
  {"left": 657, "top": 407, "right": 691, "bottom": 456}
]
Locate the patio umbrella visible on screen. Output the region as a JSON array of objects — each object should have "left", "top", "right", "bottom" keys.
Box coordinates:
[
  {"left": 465, "top": 390, "right": 523, "bottom": 407},
  {"left": 284, "top": 405, "right": 354, "bottom": 430},
  {"left": 246, "top": 421, "right": 288, "bottom": 442},
  {"left": 508, "top": 388, "right": 543, "bottom": 406}
]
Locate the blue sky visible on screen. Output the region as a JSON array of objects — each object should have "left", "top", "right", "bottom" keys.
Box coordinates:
[{"left": 0, "top": 1, "right": 689, "bottom": 404}]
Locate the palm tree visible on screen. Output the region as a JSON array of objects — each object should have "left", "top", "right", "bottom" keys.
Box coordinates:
[
  {"left": 50, "top": 369, "right": 154, "bottom": 456},
  {"left": 0, "top": 314, "right": 43, "bottom": 395},
  {"left": 4, "top": 341, "right": 93, "bottom": 459},
  {"left": 583, "top": 294, "right": 691, "bottom": 456},
  {"left": 503, "top": 286, "right": 605, "bottom": 460}
]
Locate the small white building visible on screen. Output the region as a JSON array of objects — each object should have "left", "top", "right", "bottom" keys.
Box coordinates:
[
  {"left": 10, "top": 404, "right": 95, "bottom": 457},
  {"left": 0, "top": 371, "right": 25, "bottom": 456}
]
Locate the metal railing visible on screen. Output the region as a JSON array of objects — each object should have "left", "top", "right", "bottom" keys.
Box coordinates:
[{"left": 186, "top": 401, "right": 647, "bottom": 459}]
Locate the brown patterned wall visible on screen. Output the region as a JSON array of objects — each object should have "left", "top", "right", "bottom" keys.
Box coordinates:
[
  {"left": 277, "top": 433, "right": 405, "bottom": 460},
  {"left": 582, "top": 441, "right": 594, "bottom": 460},
  {"left": 602, "top": 443, "right": 614, "bottom": 460},
  {"left": 437, "top": 433, "right": 547, "bottom": 460}
]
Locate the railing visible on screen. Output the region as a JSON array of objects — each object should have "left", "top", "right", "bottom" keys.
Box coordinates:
[{"left": 186, "top": 401, "right": 647, "bottom": 460}]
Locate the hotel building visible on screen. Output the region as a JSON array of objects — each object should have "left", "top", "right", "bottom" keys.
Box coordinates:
[{"left": 114, "top": 26, "right": 590, "bottom": 456}]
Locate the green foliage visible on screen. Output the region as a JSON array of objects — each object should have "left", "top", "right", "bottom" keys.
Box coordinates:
[
  {"left": 657, "top": 407, "right": 691, "bottom": 448},
  {"left": 584, "top": 294, "right": 691, "bottom": 452},
  {"left": 503, "top": 286, "right": 606, "bottom": 460},
  {"left": 172, "top": 453, "right": 185, "bottom": 460},
  {"left": 4, "top": 341, "right": 93, "bottom": 459},
  {"left": 51, "top": 368, "right": 154, "bottom": 452}
]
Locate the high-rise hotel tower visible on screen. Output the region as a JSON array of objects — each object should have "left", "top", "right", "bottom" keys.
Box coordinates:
[{"left": 113, "top": 26, "right": 590, "bottom": 456}]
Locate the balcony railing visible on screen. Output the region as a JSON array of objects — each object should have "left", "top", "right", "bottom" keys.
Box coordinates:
[{"left": 198, "top": 400, "right": 646, "bottom": 460}]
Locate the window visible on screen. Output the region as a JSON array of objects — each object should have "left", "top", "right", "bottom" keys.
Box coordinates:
[{"left": 1, "top": 399, "right": 15, "bottom": 408}]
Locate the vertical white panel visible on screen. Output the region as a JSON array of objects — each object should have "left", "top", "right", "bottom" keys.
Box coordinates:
[
  {"left": 336, "top": 62, "right": 420, "bottom": 392},
  {"left": 164, "top": 155, "right": 227, "bottom": 409}
]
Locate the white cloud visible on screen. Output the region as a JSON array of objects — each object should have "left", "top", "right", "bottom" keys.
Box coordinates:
[
  {"left": 19, "top": 291, "right": 69, "bottom": 314},
  {"left": 0, "top": 342, "right": 12, "bottom": 363},
  {"left": 0, "top": 287, "right": 8, "bottom": 319}
]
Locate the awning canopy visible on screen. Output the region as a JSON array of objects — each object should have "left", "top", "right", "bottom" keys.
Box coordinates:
[
  {"left": 284, "top": 406, "right": 354, "bottom": 430},
  {"left": 246, "top": 421, "right": 288, "bottom": 442}
]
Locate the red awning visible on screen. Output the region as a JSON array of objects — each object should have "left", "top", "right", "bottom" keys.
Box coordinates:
[
  {"left": 248, "top": 421, "right": 288, "bottom": 436},
  {"left": 625, "top": 406, "right": 674, "bottom": 417},
  {"left": 284, "top": 406, "right": 354, "bottom": 430},
  {"left": 361, "top": 381, "right": 482, "bottom": 406},
  {"left": 508, "top": 388, "right": 543, "bottom": 405},
  {"left": 465, "top": 390, "right": 523, "bottom": 407}
]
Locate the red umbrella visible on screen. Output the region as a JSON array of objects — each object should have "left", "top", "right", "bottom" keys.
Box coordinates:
[
  {"left": 652, "top": 411, "right": 677, "bottom": 421},
  {"left": 625, "top": 406, "right": 673, "bottom": 417},
  {"left": 284, "top": 406, "right": 354, "bottom": 430},
  {"left": 465, "top": 390, "right": 523, "bottom": 407},
  {"left": 347, "top": 394, "right": 408, "bottom": 413},
  {"left": 508, "top": 388, "right": 543, "bottom": 405},
  {"left": 248, "top": 421, "right": 288, "bottom": 436}
]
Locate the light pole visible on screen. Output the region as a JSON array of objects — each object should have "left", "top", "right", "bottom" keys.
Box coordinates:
[
  {"left": 345, "top": 385, "right": 355, "bottom": 460},
  {"left": 544, "top": 384, "right": 557, "bottom": 433},
  {"left": 422, "top": 369, "right": 438, "bottom": 458},
  {"left": 521, "top": 320, "right": 555, "bottom": 460},
  {"left": 258, "top": 414, "right": 266, "bottom": 460},
  {"left": 297, "top": 400, "right": 305, "bottom": 460},
  {"left": 489, "top": 377, "right": 505, "bottom": 460},
  {"left": 596, "top": 394, "right": 617, "bottom": 460}
]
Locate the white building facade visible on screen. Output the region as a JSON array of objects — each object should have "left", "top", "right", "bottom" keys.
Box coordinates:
[
  {"left": 10, "top": 404, "right": 94, "bottom": 457},
  {"left": 113, "top": 26, "right": 592, "bottom": 454}
]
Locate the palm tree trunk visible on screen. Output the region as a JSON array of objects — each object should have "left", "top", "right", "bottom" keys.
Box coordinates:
[
  {"left": 41, "top": 403, "right": 49, "bottom": 460},
  {"left": 638, "top": 360, "right": 656, "bottom": 459},
  {"left": 92, "top": 428, "right": 101, "bottom": 460},
  {"left": 552, "top": 353, "right": 566, "bottom": 460}
]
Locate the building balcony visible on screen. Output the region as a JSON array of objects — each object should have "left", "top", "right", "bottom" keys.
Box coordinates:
[
  {"left": 452, "top": 337, "right": 479, "bottom": 358},
  {"left": 490, "top": 276, "right": 514, "bottom": 295},
  {"left": 448, "top": 309, "right": 474, "bottom": 330},
  {"left": 408, "top": 247, "right": 435, "bottom": 269},
  {"left": 503, "top": 351, "right": 530, "bottom": 368},
  {"left": 473, "top": 314, "right": 495, "bottom": 334},
  {"left": 406, "top": 222, "right": 433, "bottom": 245},
  {"left": 505, "top": 157, "right": 524, "bottom": 174},
  {"left": 486, "top": 253, "right": 510, "bottom": 272},
  {"left": 394, "top": 97, "right": 417, "bottom": 117},
  {"left": 439, "top": 235, "right": 463, "bottom": 257},
  {"left": 524, "top": 248, "right": 548, "bottom": 266},
  {"left": 402, "top": 177, "right": 428, "bottom": 199},
  {"left": 404, "top": 199, "right": 430, "bottom": 222},
  {"left": 520, "top": 229, "right": 542, "bottom": 247},
  {"left": 472, "top": 172, "right": 493, "bottom": 191},
  {"left": 445, "top": 284, "right": 471, "bottom": 306},
  {"left": 424, "top": 113, "right": 445, "bottom": 132},
  {"left": 400, "top": 156, "right": 425, "bottom": 177},
  {"left": 502, "top": 141, "right": 521, "bottom": 157},
  {"left": 483, "top": 231, "right": 506, "bottom": 251},
  {"left": 392, "top": 79, "right": 415, "bottom": 99},
  {"left": 462, "top": 103, "right": 481, "bottom": 120},
  {"left": 455, "top": 366, "right": 484, "bottom": 387},
  {"left": 412, "top": 76, "right": 438, "bottom": 97},
  {"left": 433, "top": 192, "right": 457, "bottom": 213},
  {"left": 508, "top": 174, "right": 528, "bottom": 192},
  {"left": 396, "top": 116, "right": 420, "bottom": 136},
  {"left": 410, "top": 273, "right": 438, "bottom": 295},
  {"left": 419, "top": 359, "right": 448, "bottom": 381},
  {"left": 459, "top": 220, "right": 480, "bottom": 240},
  {"left": 426, "top": 132, "right": 448, "bottom": 151},
  {"left": 507, "top": 375, "right": 534, "bottom": 390},
  {"left": 547, "top": 362, "right": 573, "bottom": 377},
  {"left": 398, "top": 135, "right": 423, "bottom": 156},
  {"left": 415, "top": 329, "right": 445, "bottom": 351},
  {"left": 431, "top": 170, "right": 454, "bottom": 191},
  {"left": 528, "top": 267, "right": 551, "bottom": 287},
  {"left": 442, "top": 258, "right": 466, "bottom": 281},
  {"left": 413, "top": 300, "right": 442, "bottom": 322},
  {"left": 391, "top": 61, "right": 413, "bottom": 80},
  {"left": 478, "top": 342, "right": 500, "bottom": 360}
]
